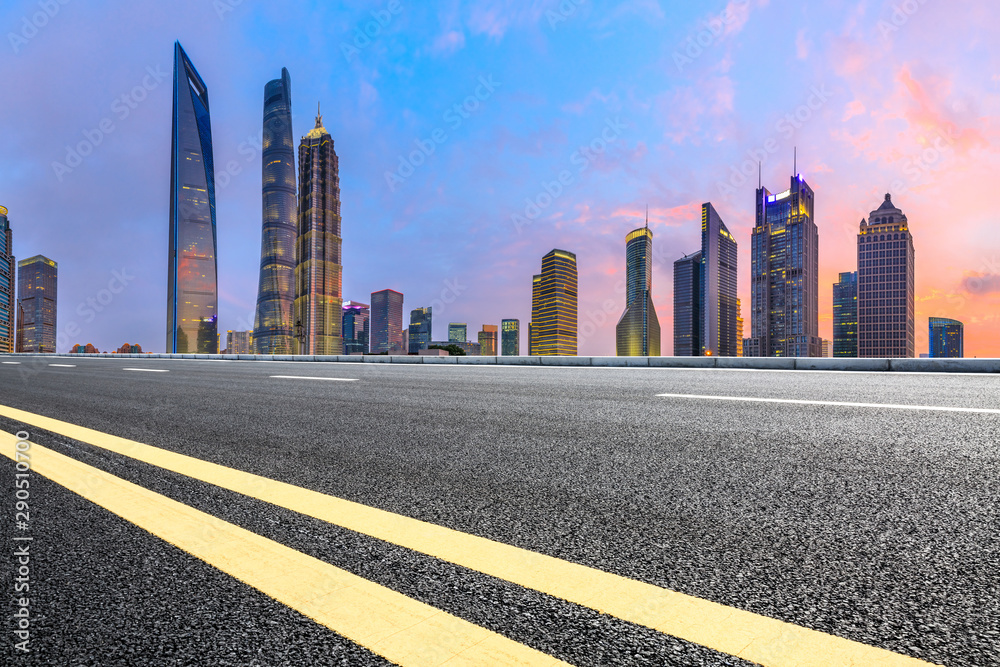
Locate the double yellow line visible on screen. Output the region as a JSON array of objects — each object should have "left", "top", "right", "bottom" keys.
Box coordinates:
[{"left": 0, "top": 404, "right": 940, "bottom": 666}]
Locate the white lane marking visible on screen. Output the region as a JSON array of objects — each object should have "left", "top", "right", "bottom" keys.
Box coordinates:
[
  {"left": 269, "top": 376, "right": 359, "bottom": 382},
  {"left": 656, "top": 393, "right": 1000, "bottom": 415},
  {"left": 48, "top": 364, "right": 76, "bottom": 368},
  {"left": 123, "top": 368, "right": 170, "bottom": 373},
  {"left": 2, "top": 362, "right": 21, "bottom": 365}
]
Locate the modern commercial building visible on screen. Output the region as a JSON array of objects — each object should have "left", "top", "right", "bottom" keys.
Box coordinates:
[
  {"left": 529, "top": 249, "right": 577, "bottom": 355},
  {"left": 17, "top": 255, "right": 57, "bottom": 353},
  {"left": 342, "top": 301, "right": 370, "bottom": 354},
  {"left": 226, "top": 330, "right": 252, "bottom": 355},
  {"left": 616, "top": 223, "right": 660, "bottom": 356},
  {"left": 501, "top": 319, "right": 520, "bottom": 356},
  {"left": 929, "top": 317, "right": 963, "bottom": 358},
  {"left": 448, "top": 323, "right": 467, "bottom": 343},
  {"left": 747, "top": 174, "right": 821, "bottom": 357},
  {"left": 116, "top": 343, "right": 143, "bottom": 354},
  {"left": 0, "top": 206, "right": 14, "bottom": 353},
  {"left": 409, "top": 307, "right": 432, "bottom": 353},
  {"left": 699, "top": 203, "right": 738, "bottom": 356},
  {"left": 858, "top": 194, "right": 915, "bottom": 358},
  {"left": 253, "top": 67, "right": 297, "bottom": 354},
  {"left": 294, "top": 105, "right": 343, "bottom": 355},
  {"left": 821, "top": 339, "right": 832, "bottom": 357},
  {"left": 168, "top": 42, "right": 218, "bottom": 354},
  {"left": 736, "top": 298, "right": 744, "bottom": 357},
  {"left": 370, "top": 288, "right": 403, "bottom": 353},
  {"left": 833, "top": 271, "right": 858, "bottom": 357},
  {"left": 479, "top": 324, "right": 498, "bottom": 356},
  {"left": 672, "top": 251, "right": 701, "bottom": 357}
]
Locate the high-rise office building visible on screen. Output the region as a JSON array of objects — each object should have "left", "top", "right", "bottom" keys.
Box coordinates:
[
  {"left": 700, "top": 203, "right": 738, "bottom": 356},
  {"left": 409, "top": 307, "right": 432, "bottom": 353},
  {"left": 226, "top": 330, "right": 252, "bottom": 355},
  {"left": 928, "top": 318, "right": 963, "bottom": 358},
  {"left": 747, "top": 174, "right": 821, "bottom": 357},
  {"left": 448, "top": 323, "right": 467, "bottom": 343},
  {"left": 821, "top": 339, "right": 832, "bottom": 357},
  {"left": 479, "top": 324, "right": 498, "bottom": 356},
  {"left": 17, "top": 255, "right": 57, "bottom": 353},
  {"left": 833, "top": 271, "right": 858, "bottom": 357},
  {"left": 168, "top": 42, "right": 218, "bottom": 354},
  {"left": 253, "top": 68, "right": 297, "bottom": 354},
  {"left": 616, "top": 222, "right": 660, "bottom": 356},
  {"left": 342, "top": 301, "right": 370, "bottom": 354},
  {"left": 672, "top": 251, "right": 701, "bottom": 357},
  {"left": 529, "top": 249, "right": 577, "bottom": 355},
  {"left": 736, "top": 298, "right": 744, "bottom": 357},
  {"left": 294, "top": 105, "right": 343, "bottom": 355},
  {"left": 370, "top": 289, "right": 403, "bottom": 353},
  {"left": 858, "top": 194, "right": 915, "bottom": 358},
  {"left": 0, "top": 206, "right": 14, "bottom": 353},
  {"left": 501, "top": 319, "right": 520, "bottom": 356}
]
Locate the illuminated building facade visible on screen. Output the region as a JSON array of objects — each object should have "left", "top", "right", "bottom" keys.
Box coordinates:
[
  {"left": 501, "top": 319, "right": 519, "bottom": 355},
  {"left": 227, "top": 330, "right": 252, "bottom": 355},
  {"left": 448, "top": 323, "right": 467, "bottom": 343},
  {"left": 929, "top": 317, "right": 963, "bottom": 358},
  {"left": 736, "top": 298, "right": 744, "bottom": 357},
  {"left": 253, "top": 68, "right": 297, "bottom": 354},
  {"left": 857, "top": 194, "right": 915, "bottom": 358},
  {"left": 294, "top": 105, "right": 343, "bottom": 355},
  {"left": 409, "top": 307, "right": 432, "bottom": 353},
  {"left": 342, "top": 301, "right": 370, "bottom": 354},
  {"left": 370, "top": 288, "right": 403, "bottom": 353},
  {"left": 0, "top": 206, "right": 14, "bottom": 353},
  {"left": 833, "top": 271, "right": 858, "bottom": 357},
  {"left": 748, "top": 175, "right": 821, "bottom": 357},
  {"left": 168, "top": 42, "right": 218, "bottom": 354},
  {"left": 616, "top": 224, "right": 660, "bottom": 356},
  {"left": 117, "top": 343, "right": 143, "bottom": 354},
  {"left": 18, "top": 255, "right": 57, "bottom": 353},
  {"left": 700, "top": 202, "right": 738, "bottom": 357},
  {"left": 672, "top": 251, "right": 701, "bottom": 357},
  {"left": 479, "top": 324, "right": 498, "bottom": 356},
  {"left": 529, "top": 249, "right": 577, "bottom": 355}
]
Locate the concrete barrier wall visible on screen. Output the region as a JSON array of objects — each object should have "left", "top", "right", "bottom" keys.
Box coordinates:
[{"left": 4, "top": 352, "right": 999, "bottom": 373}]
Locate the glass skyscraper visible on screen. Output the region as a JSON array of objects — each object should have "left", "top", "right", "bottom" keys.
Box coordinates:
[
  {"left": 0, "top": 206, "right": 14, "bottom": 353},
  {"left": 748, "top": 174, "right": 821, "bottom": 357},
  {"left": 370, "top": 288, "right": 403, "bottom": 353},
  {"left": 18, "top": 255, "right": 57, "bottom": 353},
  {"left": 858, "top": 194, "right": 915, "bottom": 358},
  {"left": 616, "top": 224, "right": 660, "bottom": 356},
  {"left": 529, "top": 249, "right": 577, "bottom": 356},
  {"left": 253, "top": 68, "right": 296, "bottom": 354},
  {"left": 342, "top": 301, "right": 370, "bottom": 354},
  {"left": 672, "top": 251, "right": 701, "bottom": 357},
  {"left": 294, "top": 106, "right": 343, "bottom": 355},
  {"left": 833, "top": 271, "right": 858, "bottom": 357},
  {"left": 448, "top": 323, "right": 467, "bottom": 343},
  {"left": 168, "top": 42, "right": 218, "bottom": 354},
  {"left": 700, "top": 202, "right": 738, "bottom": 357},
  {"left": 408, "top": 307, "right": 432, "bottom": 353},
  {"left": 501, "top": 319, "right": 520, "bottom": 355},
  {"left": 929, "top": 317, "right": 963, "bottom": 358}
]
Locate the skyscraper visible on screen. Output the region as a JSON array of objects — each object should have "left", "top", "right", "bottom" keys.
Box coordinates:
[
  {"left": 672, "top": 251, "right": 701, "bottom": 357},
  {"left": 929, "top": 317, "right": 963, "bottom": 358},
  {"left": 529, "top": 249, "right": 577, "bottom": 355},
  {"left": 0, "top": 206, "right": 14, "bottom": 354},
  {"left": 616, "top": 221, "right": 660, "bottom": 356},
  {"left": 833, "top": 271, "right": 858, "bottom": 357},
  {"left": 501, "top": 319, "right": 520, "bottom": 356},
  {"left": 17, "top": 255, "right": 57, "bottom": 353},
  {"left": 736, "top": 298, "right": 744, "bottom": 357},
  {"left": 748, "top": 174, "right": 821, "bottom": 357},
  {"left": 370, "top": 289, "right": 403, "bottom": 353},
  {"left": 226, "top": 330, "right": 252, "bottom": 355},
  {"left": 342, "top": 301, "right": 370, "bottom": 354},
  {"left": 253, "top": 68, "right": 296, "bottom": 354},
  {"left": 409, "top": 307, "right": 432, "bottom": 353},
  {"left": 700, "top": 202, "right": 738, "bottom": 356},
  {"left": 294, "top": 105, "right": 343, "bottom": 355},
  {"left": 448, "top": 323, "right": 467, "bottom": 343},
  {"left": 168, "top": 42, "right": 218, "bottom": 354},
  {"left": 479, "top": 324, "right": 498, "bottom": 356},
  {"left": 858, "top": 194, "right": 915, "bottom": 358}
]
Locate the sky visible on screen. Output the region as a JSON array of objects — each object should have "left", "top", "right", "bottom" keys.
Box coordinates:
[{"left": 2, "top": 0, "right": 999, "bottom": 356}]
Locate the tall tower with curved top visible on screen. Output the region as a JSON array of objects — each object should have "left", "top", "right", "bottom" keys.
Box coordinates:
[
  {"left": 253, "top": 68, "right": 296, "bottom": 354},
  {"left": 167, "top": 42, "right": 218, "bottom": 354},
  {"left": 616, "top": 219, "right": 660, "bottom": 356}
]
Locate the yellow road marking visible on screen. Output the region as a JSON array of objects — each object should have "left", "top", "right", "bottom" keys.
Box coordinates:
[
  {"left": 0, "top": 404, "right": 941, "bottom": 667},
  {"left": 0, "top": 433, "right": 567, "bottom": 667}
]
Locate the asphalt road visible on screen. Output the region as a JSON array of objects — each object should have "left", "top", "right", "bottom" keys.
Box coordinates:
[{"left": 1, "top": 356, "right": 998, "bottom": 666}]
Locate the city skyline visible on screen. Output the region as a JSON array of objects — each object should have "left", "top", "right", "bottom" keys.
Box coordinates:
[{"left": 4, "top": 2, "right": 999, "bottom": 356}]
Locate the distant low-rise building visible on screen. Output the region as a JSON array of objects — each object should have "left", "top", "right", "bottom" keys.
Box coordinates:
[
  {"left": 479, "top": 324, "right": 498, "bottom": 356},
  {"left": 928, "top": 317, "right": 963, "bottom": 358},
  {"left": 116, "top": 343, "right": 144, "bottom": 354},
  {"left": 227, "top": 330, "right": 252, "bottom": 355},
  {"left": 70, "top": 343, "right": 99, "bottom": 354},
  {"left": 448, "top": 323, "right": 467, "bottom": 343}
]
